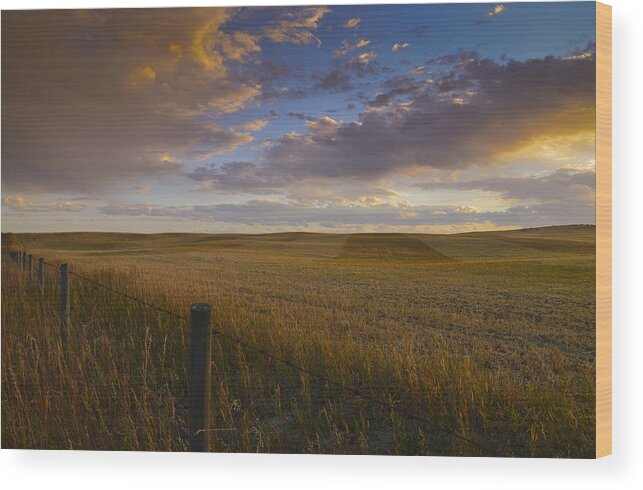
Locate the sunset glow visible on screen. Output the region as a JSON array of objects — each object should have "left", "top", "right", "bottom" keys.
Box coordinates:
[{"left": 1, "top": 3, "right": 596, "bottom": 233}]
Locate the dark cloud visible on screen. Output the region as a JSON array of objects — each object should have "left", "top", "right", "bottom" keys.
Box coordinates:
[
  {"left": 260, "top": 86, "right": 308, "bottom": 101},
  {"left": 315, "top": 69, "right": 352, "bottom": 91},
  {"left": 1, "top": 7, "right": 329, "bottom": 195},
  {"left": 99, "top": 192, "right": 594, "bottom": 229},
  {"left": 2, "top": 9, "right": 257, "bottom": 193},
  {"left": 261, "top": 60, "right": 292, "bottom": 78},
  {"left": 571, "top": 41, "right": 596, "bottom": 57},
  {"left": 176, "top": 166, "right": 595, "bottom": 229},
  {"left": 310, "top": 54, "right": 379, "bottom": 95},
  {"left": 195, "top": 52, "right": 595, "bottom": 190},
  {"left": 342, "top": 51, "right": 379, "bottom": 76},
  {"left": 186, "top": 161, "right": 284, "bottom": 194},
  {"left": 369, "top": 77, "right": 424, "bottom": 107},
  {"left": 242, "top": 59, "right": 311, "bottom": 103},
  {"left": 2, "top": 6, "right": 596, "bottom": 233},
  {"left": 414, "top": 169, "right": 596, "bottom": 203},
  {"left": 239, "top": 59, "right": 292, "bottom": 85},
  {"left": 426, "top": 51, "right": 480, "bottom": 66},
  {"left": 287, "top": 112, "right": 315, "bottom": 121}
]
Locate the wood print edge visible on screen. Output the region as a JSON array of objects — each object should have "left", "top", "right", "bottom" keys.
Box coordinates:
[{"left": 595, "top": 0, "right": 612, "bottom": 459}]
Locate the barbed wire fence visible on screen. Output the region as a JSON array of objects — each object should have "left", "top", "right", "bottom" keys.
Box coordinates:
[{"left": 4, "top": 247, "right": 504, "bottom": 456}]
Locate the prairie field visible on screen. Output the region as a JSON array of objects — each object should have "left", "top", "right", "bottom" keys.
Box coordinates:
[{"left": 1, "top": 225, "right": 596, "bottom": 457}]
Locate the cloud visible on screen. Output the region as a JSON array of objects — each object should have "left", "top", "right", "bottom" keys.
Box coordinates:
[
  {"left": 414, "top": 168, "right": 596, "bottom": 204},
  {"left": 286, "top": 186, "right": 403, "bottom": 206},
  {"left": 343, "top": 51, "right": 378, "bottom": 75},
  {"left": 237, "top": 119, "right": 269, "bottom": 131},
  {"left": 103, "top": 167, "right": 597, "bottom": 231},
  {"left": 238, "top": 59, "right": 292, "bottom": 88},
  {"left": 475, "top": 4, "right": 507, "bottom": 25},
  {"left": 369, "top": 77, "right": 424, "bottom": 107},
  {"left": 263, "top": 6, "right": 330, "bottom": 46},
  {"left": 344, "top": 17, "right": 360, "bottom": 29},
  {"left": 186, "top": 161, "right": 285, "bottom": 194},
  {"left": 1, "top": 7, "right": 327, "bottom": 195},
  {"left": 563, "top": 41, "right": 597, "bottom": 61},
  {"left": 2, "top": 196, "right": 26, "bottom": 210},
  {"left": 392, "top": 42, "right": 410, "bottom": 52},
  {"left": 287, "top": 112, "right": 315, "bottom": 121},
  {"left": 201, "top": 52, "right": 594, "bottom": 188},
  {"left": 129, "top": 65, "right": 157, "bottom": 87},
  {"left": 183, "top": 124, "right": 256, "bottom": 160},
  {"left": 2, "top": 195, "right": 88, "bottom": 213},
  {"left": 99, "top": 190, "right": 594, "bottom": 230},
  {"left": 184, "top": 164, "right": 595, "bottom": 231},
  {"left": 315, "top": 69, "right": 352, "bottom": 91},
  {"left": 305, "top": 116, "right": 339, "bottom": 136},
  {"left": 332, "top": 39, "right": 371, "bottom": 57},
  {"left": 351, "top": 52, "right": 377, "bottom": 64},
  {"left": 487, "top": 4, "right": 506, "bottom": 17}
]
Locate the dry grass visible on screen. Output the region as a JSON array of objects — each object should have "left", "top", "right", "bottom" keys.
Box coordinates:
[{"left": 1, "top": 226, "right": 596, "bottom": 456}]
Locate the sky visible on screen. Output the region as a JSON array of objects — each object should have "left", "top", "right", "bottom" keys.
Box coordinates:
[{"left": 1, "top": 2, "right": 597, "bottom": 234}]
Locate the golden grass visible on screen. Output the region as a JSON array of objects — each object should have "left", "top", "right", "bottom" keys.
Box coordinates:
[{"left": 1, "top": 226, "right": 596, "bottom": 456}]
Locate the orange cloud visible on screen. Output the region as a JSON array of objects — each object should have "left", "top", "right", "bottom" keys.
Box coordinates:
[{"left": 344, "top": 17, "right": 360, "bottom": 28}]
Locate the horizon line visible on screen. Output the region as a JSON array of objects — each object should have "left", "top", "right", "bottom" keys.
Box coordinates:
[{"left": 1, "top": 223, "right": 596, "bottom": 238}]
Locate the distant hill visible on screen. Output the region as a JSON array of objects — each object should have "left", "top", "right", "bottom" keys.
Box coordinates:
[{"left": 2, "top": 225, "right": 595, "bottom": 263}]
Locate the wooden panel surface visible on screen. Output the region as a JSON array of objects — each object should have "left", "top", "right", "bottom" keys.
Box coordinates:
[{"left": 596, "top": 1, "right": 612, "bottom": 459}]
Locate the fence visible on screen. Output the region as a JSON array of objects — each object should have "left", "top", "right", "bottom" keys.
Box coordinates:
[{"left": 3, "top": 247, "right": 500, "bottom": 456}]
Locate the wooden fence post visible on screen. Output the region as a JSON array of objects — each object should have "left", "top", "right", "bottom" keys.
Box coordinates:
[
  {"left": 60, "top": 264, "right": 69, "bottom": 350},
  {"left": 20, "top": 251, "right": 25, "bottom": 270},
  {"left": 189, "top": 303, "right": 213, "bottom": 452},
  {"left": 38, "top": 258, "right": 44, "bottom": 293},
  {"left": 28, "top": 254, "right": 33, "bottom": 284}
]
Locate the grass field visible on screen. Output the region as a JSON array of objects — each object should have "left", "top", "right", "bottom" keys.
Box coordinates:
[{"left": 1, "top": 225, "right": 596, "bottom": 457}]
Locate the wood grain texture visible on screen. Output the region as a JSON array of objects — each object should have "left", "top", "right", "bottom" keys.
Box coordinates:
[{"left": 596, "top": 1, "right": 612, "bottom": 459}]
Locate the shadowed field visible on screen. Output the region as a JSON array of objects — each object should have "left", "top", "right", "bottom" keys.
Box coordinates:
[{"left": 1, "top": 225, "right": 596, "bottom": 456}]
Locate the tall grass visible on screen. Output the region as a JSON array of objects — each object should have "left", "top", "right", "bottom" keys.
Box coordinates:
[{"left": 1, "top": 230, "right": 596, "bottom": 456}]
